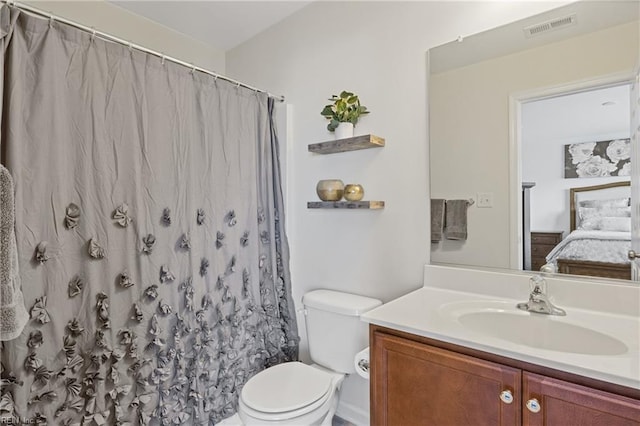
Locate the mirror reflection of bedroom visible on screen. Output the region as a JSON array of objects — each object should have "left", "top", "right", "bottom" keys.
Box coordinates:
[
  {"left": 429, "top": 0, "right": 639, "bottom": 283},
  {"left": 521, "top": 83, "right": 632, "bottom": 280}
]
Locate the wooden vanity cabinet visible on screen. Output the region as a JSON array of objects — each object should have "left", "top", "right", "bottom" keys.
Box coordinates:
[
  {"left": 370, "top": 325, "right": 640, "bottom": 426},
  {"left": 371, "top": 330, "right": 521, "bottom": 425},
  {"left": 523, "top": 373, "right": 640, "bottom": 426}
]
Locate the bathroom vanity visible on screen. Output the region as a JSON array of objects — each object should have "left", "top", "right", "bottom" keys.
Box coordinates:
[
  {"left": 369, "top": 325, "right": 638, "bottom": 425},
  {"left": 361, "top": 266, "right": 640, "bottom": 425}
]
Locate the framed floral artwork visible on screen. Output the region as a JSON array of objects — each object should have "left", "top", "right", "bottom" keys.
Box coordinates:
[{"left": 564, "top": 139, "right": 631, "bottom": 178}]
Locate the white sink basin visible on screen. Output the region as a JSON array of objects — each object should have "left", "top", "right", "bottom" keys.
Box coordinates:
[
  {"left": 440, "top": 301, "right": 628, "bottom": 356},
  {"left": 361, "top": 269, "right": 640, "bottom": 389}
]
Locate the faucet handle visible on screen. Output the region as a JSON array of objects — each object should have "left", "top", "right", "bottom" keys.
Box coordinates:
[{"left": 529, "top": 275, "right": 546, "bottom": 294}]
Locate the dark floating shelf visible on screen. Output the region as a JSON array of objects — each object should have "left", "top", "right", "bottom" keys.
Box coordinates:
[
  {"left": 308, "top": 134, "right": 385, "bottom": 154},
  {"left": 307, "top": 201, "right": 385, "bottom": 209}
]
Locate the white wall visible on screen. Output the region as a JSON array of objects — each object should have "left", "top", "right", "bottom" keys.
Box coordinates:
[
  {"left": 226, "top": 2, "right": 568, "bottom": 423},
  {"left": 430, "top": 20, "right": 639, "bottom": 270},
  {"left": 522, "top": 85, "right": 631, "bottom": 234},
  {"left": 23, "top": 1, "right": 225, "bottom": 72}
]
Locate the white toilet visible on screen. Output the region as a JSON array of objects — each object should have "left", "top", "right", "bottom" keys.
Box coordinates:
[{"left": 238, "top": 289, "right": 382, "bottom": 425}]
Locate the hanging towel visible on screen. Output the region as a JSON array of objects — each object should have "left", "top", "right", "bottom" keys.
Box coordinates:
[
  {"left": 0, "top": 165, "right": 28, "bottom": 341},
  {"left": 430, "top": 199, "right": 445, "bottom": 242},
  {"left": 444, "top": 199, "right": 469, "bottom": 240}
]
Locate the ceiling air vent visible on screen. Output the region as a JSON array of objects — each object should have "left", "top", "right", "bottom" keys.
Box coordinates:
[{"left": 523, "top": 13, "right": 577, "bottom": 38}]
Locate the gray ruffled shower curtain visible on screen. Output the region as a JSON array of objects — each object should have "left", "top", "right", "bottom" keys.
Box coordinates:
[{"left": 0, "top": 5, "right": 298, "bottom": 424}]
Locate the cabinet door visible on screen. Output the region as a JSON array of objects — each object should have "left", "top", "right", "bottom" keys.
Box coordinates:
[
  {"left": 523, "top": 372, "right": 640, "bottom": 426},
  {"left": 371, "top": 331, "right": 521, "bottom": 426}
]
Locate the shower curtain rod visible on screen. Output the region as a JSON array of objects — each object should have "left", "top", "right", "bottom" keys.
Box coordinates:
[{"left": 2, "top": 0, "right": 285, "bottom": 102}]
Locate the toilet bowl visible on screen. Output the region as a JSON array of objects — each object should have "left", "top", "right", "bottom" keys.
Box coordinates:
[
  {"left": 237, "top": 290, "right": 382, "bottom": 425},
  {"left": 238, "top": 362, "right": 344, "bottom": 425}
]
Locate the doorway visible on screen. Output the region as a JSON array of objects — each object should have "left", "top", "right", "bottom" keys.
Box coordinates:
[{"left": 510, "top": 76, "right": 634, "bottom": 281}]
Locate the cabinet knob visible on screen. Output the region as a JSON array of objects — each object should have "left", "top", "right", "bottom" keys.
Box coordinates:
[
  {"left": 499, "top": 390, "right": 513, "bottom": 404},
  {"left": 526, "top": 398, "right": 541, "bottom": 413}
]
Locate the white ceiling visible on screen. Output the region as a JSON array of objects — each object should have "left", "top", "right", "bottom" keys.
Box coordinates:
[
  {"left": 430, "top": 1, "right": 640, "bottom": 73},
  {"left": 523, "top": 84, "right": 631, "bottom": 143},
  {"left": 109, "top": 1, "right": 313, "bottom": 51}
]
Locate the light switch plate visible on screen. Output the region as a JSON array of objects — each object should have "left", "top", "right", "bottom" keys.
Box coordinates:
[{"left": 477, "top": 192, "right": 493, "bottom": 208}]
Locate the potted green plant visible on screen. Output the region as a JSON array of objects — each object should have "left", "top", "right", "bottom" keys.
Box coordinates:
[{"left": 320, "top": 91, "right": 370, "bottom": 139}]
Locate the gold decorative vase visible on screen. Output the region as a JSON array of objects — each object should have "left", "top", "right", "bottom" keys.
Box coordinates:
[
  {"left": 316, "top": 179, "right": 344, "bottom": 201},
  {"left": 344, "top": 184, "right": 364, "bottom": 201}
]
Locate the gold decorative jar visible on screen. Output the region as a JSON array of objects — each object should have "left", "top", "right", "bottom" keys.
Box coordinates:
[
  {"left": 316, "top": 179, "right": 344, "bottom": 201},
  {"left": 344, "top": 184, "right": 364, "bottom": 201}
]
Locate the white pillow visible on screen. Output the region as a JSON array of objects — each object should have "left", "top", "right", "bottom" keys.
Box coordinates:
[
  {"left": 578, "top": 197, "right": 629, "bottom": 209},
  {"left": 601, "top": 216, "right": 631, "bottom": 232},
  {"left": 578, "top": 206, "right": 631, "bottom": 222},
  {"left": 579, "top": 216, "right": 631, "bottom": 232}
]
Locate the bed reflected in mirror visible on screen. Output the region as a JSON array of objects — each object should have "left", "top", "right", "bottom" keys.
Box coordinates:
[{"left": 544, "top": 181, "right": 631, "bottom": 280}]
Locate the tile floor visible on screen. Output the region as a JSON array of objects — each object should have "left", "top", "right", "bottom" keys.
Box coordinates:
[
  {"left": 218, "top": 414, "right": 357, "bottom": 425},
  {"left": 332, "top": 416, "right": 356, "bottom": 426}
]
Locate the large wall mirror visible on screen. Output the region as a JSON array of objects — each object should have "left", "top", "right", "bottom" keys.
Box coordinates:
[{"left": 429, "top": 0, "right": 640, "bottom": 281}]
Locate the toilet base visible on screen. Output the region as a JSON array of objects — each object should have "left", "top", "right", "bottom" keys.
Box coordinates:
[
  {"left": 217, "top": 413, "right": 242, "bottom": 425},
  {"left": 220, "top": 411, "right": 338, "bottom": 426}
]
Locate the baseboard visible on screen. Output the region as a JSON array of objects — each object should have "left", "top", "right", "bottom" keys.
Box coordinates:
[{"left": 336, "top": 400, "right": 369, "bottom": 426}]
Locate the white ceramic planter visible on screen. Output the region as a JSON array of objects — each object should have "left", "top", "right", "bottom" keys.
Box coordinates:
[{"left": 334, "top": 122, "right": 354, "bottom": 140}]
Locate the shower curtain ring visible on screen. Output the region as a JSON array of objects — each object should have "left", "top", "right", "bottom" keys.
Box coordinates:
[
  {"left": 161, "top": 54, "right": 166, "bottom": 65},
  {"left": 48, "top": 15, "right": 54, "bottom": 28},
  {"left": 90, "top": 28, "right": 96, "bottom": 42}
]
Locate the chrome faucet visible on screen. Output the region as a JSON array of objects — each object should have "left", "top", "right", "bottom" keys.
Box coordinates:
[{"left": 517, "top": 275, "right": 566, "bottom": 316}]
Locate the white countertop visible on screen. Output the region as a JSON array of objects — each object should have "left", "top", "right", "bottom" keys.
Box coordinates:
[{"left": 361, "top": 285, "right": 640, "bottom": 390}]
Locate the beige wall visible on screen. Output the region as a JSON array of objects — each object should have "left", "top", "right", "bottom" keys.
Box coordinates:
[
  {"left": 226, "top": 1, "right": 566, "bottom": 423},
  {"left": 430, "top": 21, "right": 639, "bottom": 269},
  {"left": 23, "top": 1, "right": 225, "bottom": 72}
]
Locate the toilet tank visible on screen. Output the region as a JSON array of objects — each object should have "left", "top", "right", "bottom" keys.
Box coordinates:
[{"left": 302, "top": 289, "right": 382, "bottom": 374}]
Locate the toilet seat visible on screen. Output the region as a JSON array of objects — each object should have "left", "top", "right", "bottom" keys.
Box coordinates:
[{"left": 240, "top": 362, "right": 334, "bottom": 421}]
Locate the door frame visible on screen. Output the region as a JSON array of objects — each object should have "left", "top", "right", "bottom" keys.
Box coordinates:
[
  {"left": 629, "top": 64, "right": 640, "bottom": 280},
  {"left": 508, "top": 71, "right": 636, "bottom": 271}
]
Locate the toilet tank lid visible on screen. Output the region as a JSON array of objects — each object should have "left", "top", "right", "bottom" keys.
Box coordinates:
[{"left": 303, "top": 290, "right": 382, "bottom": 316}]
